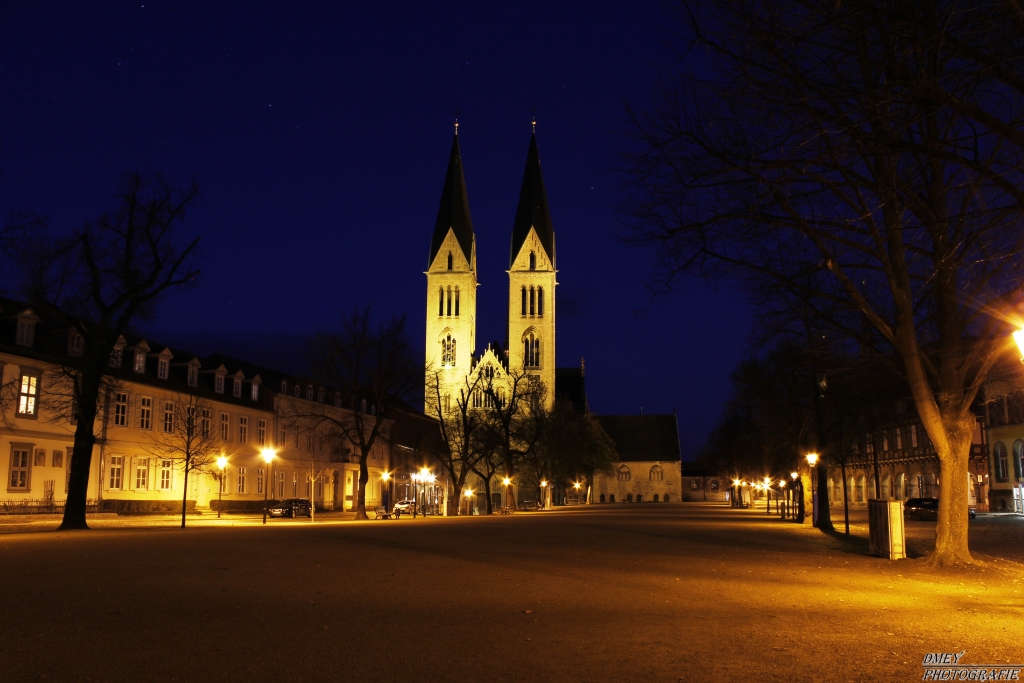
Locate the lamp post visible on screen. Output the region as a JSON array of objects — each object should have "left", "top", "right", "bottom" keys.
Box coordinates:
[
  {"left": 778, "top": 479, "right": 786, "bottom": 518},
  {"left": 502, "top": 477, "right": 512, "bottom": 510},
  {"left": 260, "top": 448, "right": 276, "bottom": 525},
  {"left": 216, "top": 455, "right": 228, "bottom": 519},
  {"left": 791, "top": 471, "right": 803, "bottom": 523},
  {"left": 806, "top": 452, "right": 819, "bottom": 524},
  {"left": 732, "top": 479, "right": 741, "bottom": 508},
  {"left": 573, "top": 481, "right": 581, "bottom": 505},
  {"left": 381, "top": 471, "right": 391, "bottom": 514},
  {"left": 763, "top": 476, "right": 772, "bottom": 514},
  {"left": 540, "top": 480, "right": 548, "bottom": 510},
  {"left": 464, "top": 488, "right": 474, "bottom": 516}
]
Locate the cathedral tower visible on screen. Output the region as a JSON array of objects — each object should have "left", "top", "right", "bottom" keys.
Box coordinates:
[
  {"left": 425, "top": 128, "right": 477, "bottom": 412},
  {"left": 507, "top": 131, "right": 556, "bottom": 409}
]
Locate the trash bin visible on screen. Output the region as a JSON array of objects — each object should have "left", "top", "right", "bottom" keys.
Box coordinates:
[{"left": 868, "top": 499, "right": 906, "bottom": 560}]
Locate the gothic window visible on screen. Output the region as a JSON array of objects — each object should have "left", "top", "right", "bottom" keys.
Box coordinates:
[
  {"left": 521, "top": 286, "right": 527, "bottom": 316},
  {"left": 529, "top": 251, "right": 536, "bottom": 270},
  {"left": 446, "top": 287, "right": 452, "bottom": 316},
  {"left": 441, "top": 334, "right": 456, "bottom": 367},
  {"left": 529, "top": 287, "right": 535, "bottom": 316},
  {"left": 523, "top": 332, "right": 540, "bottom": 369},
  {"left": 1014, "top": 439, "right": 1024, "bottom": 481},
  {"left": 649, "top": 465, "right": 664, "bottom": 481},
  {"left": 472, "top": 388, "right": 482, "bottom": 408},
  {"left": 439, "top": 287, "right": 444, "bottom": 316},
  {"left": 447, "top": 251, "right": 453, "bottom": 270},
  {"left": 617, "top": 465, "right": 631, "bottom": 482},
  {"left": 537, "top": 287, "right": 544, "bottom": 316},
  {"left": 455, "top": 287, "right": 460, "bottom": 316},
  {"left": 994, "top": 441, "right": 1008, "bottom": 481},
  {"left": 280, "top": 380, "right": 287, "bottom": 394}
]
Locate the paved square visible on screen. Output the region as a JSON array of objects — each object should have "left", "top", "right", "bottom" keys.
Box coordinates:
[{"left": 2, "top": 504, "right": 1021, "bottom": 682}]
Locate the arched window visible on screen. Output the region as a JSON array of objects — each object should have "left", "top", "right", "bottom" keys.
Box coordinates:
[
  {"left": 521, "top": 286, "right": 527, "bottom": 316},
  {"left": 441, "top": 334, "right": 456, "bottom": 367},
  {"left": 280, "top": 380, "right": 288, "bottom": 394},
  {"left": 617, "top": 465, "right": 631, "bottom": 482},
  {"left": 438, "top": 287, "right": 444, "bottom": 316},
  {"left": 523, "top": 332, "right": 540, "bottom": 368},
  {"left": 649, "top": 465, "right": 664, "bottom": 481},
  {"left": 446, "top": 287, "right": 452, "bottom": 316},
  {"left": 537, "top": 287, "right": 544, "bottom": 316},
  {"left": 1015, "top": 439, "right": 1024, "bottom": 481},
  {"left": 995, "top": 441, "right": 1009, "bottom": 481},
  {"left": 447, "top": 252, "right": 453, "bottom": 270},
  {"left": 293, "top": 383, "right": 301, "bottom": 397},
  {"left": 529, "top": 251, "right": 536, "bottom": 270},
  {"left": 529, "top": 287, "right": 535, "bottom": 316},
  {"left": 609, "top": 493, "right": 616, "bottom": 502},
  {"left": 454, "top": 287, "right": 460, "bottom": 317},
  {"left": 306, "top": 385, "right": 314, "bottom": 401},
  {"left": 599, "top": 493, "right": 605, "bottom": 503}
]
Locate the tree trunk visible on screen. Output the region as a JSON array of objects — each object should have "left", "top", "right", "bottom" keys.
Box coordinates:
[
  {"left": 931, "top": 415, "right": 975, "bottom": 565},
  {"left": 355, "top": 455, "right": 369, "bottom": 520},
  {"left": 60, "top": 414, "right": 99, "bottom": 530},
  {"left": 840, "top": 459, "right": 849, "bottom": 537},
  {"left": 181, "top": 468, "right": 189, "bottom": 529},
  {"left": 810, "top": 363, "right": 834, "bottom": 532},
  {"left": 482, "top": 476, "right": 493, "bottom": 514}
]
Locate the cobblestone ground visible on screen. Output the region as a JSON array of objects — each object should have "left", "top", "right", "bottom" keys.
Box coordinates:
[{"left": 1, "top": 503, "right": 1021, "bottom": 682}]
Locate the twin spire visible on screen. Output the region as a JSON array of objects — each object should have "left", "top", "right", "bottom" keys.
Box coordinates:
[{"left": 428, "top": 123, "right": 554, "bottom": 269}]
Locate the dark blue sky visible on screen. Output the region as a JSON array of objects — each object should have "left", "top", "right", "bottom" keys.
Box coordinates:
[{"left": 0, "top": 1, "right": 751, "bottom": 458}]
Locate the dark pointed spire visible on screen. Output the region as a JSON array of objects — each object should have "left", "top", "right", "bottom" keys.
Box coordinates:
[
  {"left": 510, "top": 132, "right": 554, "bottom": 268},
  {"left": 429, "top": 132, "right": 475, "bottom": 268}
]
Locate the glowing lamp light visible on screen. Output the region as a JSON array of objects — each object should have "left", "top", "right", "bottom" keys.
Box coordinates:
[
  {"left": 260, "top": 447, "right": 276, "bottom": 464},
  {"left": 464, "top": 489, "right": 474, "bottom": 498},
  {"left": 216, "top": 455, "right": 228, "bottom": 470},
  {"left": 779, "top": 480, "right": 786, "bottom": 487},
  {"left": 573, "top": 482, "right": 581, "bottom": 490},
  {"left": 732, "top": 479, "right": 741, "bottom": 487},
  {"left": 381, "top": 471, "right": 391, "bottom": 483},
  {"left": 502, "top": 477, "right": 511, "bottom": 486},
  {"left": 763, "top": 477, "right": 771, "bottom": 487},
  {"left": 1014, "top": 328, "right": 1024, "bottom": 362},
  {"left": 806, "top": 453, "right": 819, "bottom": 467},
  {"left": 790, "top": 472, "right": 799, "bottom": 480},
  {"left": 540, "top": 480, "right": 548, "bottom": 488}
]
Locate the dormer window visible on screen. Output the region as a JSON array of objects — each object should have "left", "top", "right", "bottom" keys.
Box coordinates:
[
  {"left": 233, "top": 378, "right": 242, "bottom": 397},
  {"left": 529, "top": 251, "right": 536, "bottom": 270},
  {"left": 157, "top": 358, "right": 169, "bottom": 379},
  {"left": 317, "top": 387, "right": 324, "bottom": 403},
  {"left": 251, "top": 383, "right": 259, "bottom": 401},
  {"left": 68, "top": 329, "right": 84, "bottom": 357},
  {"left": 133, "top": 350, "right": 146, "bottom": 373},
  {"left": 306, "top": 385, "right": 313, "bottom": 401},
  {"left": 280, "top": 380, "right": 288, "bottom": 394},
  {"left": 293, "top": 383, "right": 300, "bottom": 397},
  {"left": 215, "top": 374, "right": 225, "bottom": 393},
  {"left": 16, "top": 316, "right": 36, "bottom": 347},
  {"left": 447, "top": 252, "right": 453, "bottom": 270},
  {"left": 110, "top": 346, "right": 123, "bottom": 368},
  {"left": 187, "top": 363, "right": 198, "bottom": 387}
]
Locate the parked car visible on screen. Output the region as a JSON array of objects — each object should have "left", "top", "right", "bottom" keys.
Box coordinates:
[
  {"left": 392, "top": 499, "right": 416, "bottom": 517},
  {"left": 267, "top": 498, "right": 312, "bottom": 518},
  {"left": 904, "top": 498, "right": 976, "bottom": 521}
]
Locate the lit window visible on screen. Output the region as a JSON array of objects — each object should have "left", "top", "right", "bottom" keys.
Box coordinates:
[
  {"left": 215, "top": 374, "right": 225, "bottom": 394},
  {"left": 237, "top": 466, "right": 247, "bottom": 494},
  {"left": 113, "top": 392, "right": 128, "bottom": 427},
  {"left": 220, "top": 413, "right": 230, "bottom": 441},
  {"left": 163, "top": 402, "right": 174, "bottom": 433},
  {"left": 258, "top": 419, "right": 266, "bottom": 446},
  {"left": 256, "top": 468, "right": 265, "bottom": 495},
  {"left": 139, "top": 397, "right": 152, "bottom": 430},
  {"left": 233, "top": 378, "right": 242, "bottom": 398},
  {"left": 201, "top": 409, "right": 211, "bottom": 437},
  {"left": 135, "top": 458, "right": 149, "bottom": 490},
  {"left": 158, "top": 358, "right": 169, "bottom": 380},
  {"left": 110, "top": 347, "right": 123, "bottom": 368},
  {"left": 9, "top": 449, "right": 29, "bottom": 489},
  {"left": 523, "top": 333, "right": 540, "bottom": 368},
  {"left": 133, "top": 351, "right": 146, "bottom": 373},
  {"left": 160, "top": 459, "right": 173, "bottom": 490},
  {"left": 17, "top": 374, "right": 39, "bottom": 416},
  {"left": 238, "top": 416, "right": 248, "bottom": 444},
  {"left": 108, "top": 455, "right": 123, "bottom": 489},
  {"left": 68, "top": 329, "right": 84, "bottom": 357}
]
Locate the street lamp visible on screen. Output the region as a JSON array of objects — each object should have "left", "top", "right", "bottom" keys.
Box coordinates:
[
  {"left": 464, "top": 488, "right": 474, "bottom": 516},
  {"left": 806, "top": 452, "right": 819, "bottom": 524},
  {"left": 381, "top": 471, "right": 391, "bottom": 514},
  {"left": 763, "top": 477, "right": 772, "bottom": 514},
  {"left": 260, "top": 447, "right": 276, "bottom": 525},
  {"left": 216, "top": 455, "right": 228, "bottom": 519},
  {"left": 502, "top": 477, "right": 512, "bottom": 510},
  {"left": 1014, "top": 328, "right": 1024, "bottom": 362},
  {"left": 540, "top": 479, "right": 548, "bottom": 509}
]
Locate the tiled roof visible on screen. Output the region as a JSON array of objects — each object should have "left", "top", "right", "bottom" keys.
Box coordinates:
[{"left": 594, "top": 414, "right": 681, "bottom": 463}]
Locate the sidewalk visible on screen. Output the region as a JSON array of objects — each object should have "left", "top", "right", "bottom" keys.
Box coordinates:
[{"left": 0, "top": 509, "right": 375, "bottom": 534}]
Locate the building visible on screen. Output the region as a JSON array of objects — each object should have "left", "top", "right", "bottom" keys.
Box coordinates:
[
  {"left": 0, "top": 298, "right": 390, "bottom": 515},
  {"left": 680, "top": 467, "right": 731, "bottom": 502},
  {"left": 591, "top": 414, "right": 683, "bottom": 504},
  {"left": 981, "top": 357, "right": 1024, "bottom": 512}
]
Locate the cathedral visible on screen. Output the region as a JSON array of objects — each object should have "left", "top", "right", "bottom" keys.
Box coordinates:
[{"left": 424, "top": 124, "right": 557, "bottom": 412}]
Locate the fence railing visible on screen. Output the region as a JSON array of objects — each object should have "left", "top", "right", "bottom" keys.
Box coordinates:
[{"left": 0, "top": 498, "right": 99, "bottom": 515}]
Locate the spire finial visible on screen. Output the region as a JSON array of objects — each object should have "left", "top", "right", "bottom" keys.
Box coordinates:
[
  {"left": 531, "top": 117, "right": 536, "bottom": 134},
  {"left": 455, "top": 119, "right": 459, "bottom": 136}
]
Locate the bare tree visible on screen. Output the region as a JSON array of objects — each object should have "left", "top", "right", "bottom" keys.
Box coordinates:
[
  {"left": 425, "top": 369, "right": 486, "bottom": 513},
  {"left": 21, "top": 173, "right": 200, "bottom": 530},
  {"left": 141, "top": 394, "right": 221, "bottom": 528},
  {"left": 480, "top": 367, "right": 544, "bottom": 510},
  {"left": 623, "top": 0, "right": 1024, "bottom": 565},
  {"left": 306, "top": 308, "right": 421, "bottom": 520}
]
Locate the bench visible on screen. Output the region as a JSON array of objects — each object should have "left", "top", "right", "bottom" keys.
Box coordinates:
[
  {"left": 500, "top": 505, "right": 515, "bottom": 515},
  {"left": 374, "top": 506, "right": 392, "bottom": 519}
]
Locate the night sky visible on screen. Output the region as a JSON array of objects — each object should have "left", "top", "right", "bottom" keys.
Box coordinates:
[{"left": 0, "top": 1, "right": 751, "bottom": 458}]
